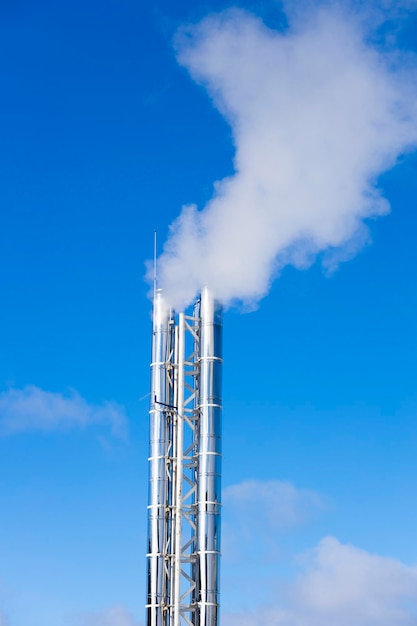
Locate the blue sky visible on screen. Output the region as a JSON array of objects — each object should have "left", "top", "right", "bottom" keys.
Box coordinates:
[{"left": 1, "top": 1, "right": 417, "bottom": 625}]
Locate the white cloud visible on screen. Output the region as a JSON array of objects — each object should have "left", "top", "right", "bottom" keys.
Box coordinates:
[
  {"left": 74, "top": 606, "right": 141, "bottom": 626},
  {"left": 223, "top": 537, "right": 417, "bottom": 625},
  {"left": 0, "top": 386, "right": 128, "bottom": 438},
  {"left": 224, "top": 479, "right": 322, "bottom": 528},
  {"left": 222, "top": 480, "right": 417, "bottom": 623},
  {"left": 154, "top": 6, "right": 417, "bottom": 310},
  {"left": 282, "top": 0, "right": 417, "bottom": 27},
  {"left": 222, "top": 479, "right": 323, "bottom": 562}
]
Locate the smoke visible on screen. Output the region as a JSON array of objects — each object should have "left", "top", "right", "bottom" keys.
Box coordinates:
[{"left": 154, "top": 5, "right": 417, "bottom": 310}]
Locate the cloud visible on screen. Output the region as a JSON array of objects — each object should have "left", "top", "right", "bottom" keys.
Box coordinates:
[
  {"left": 282, "top": 0, "right": 417, "bottom": 28},
  {"left": 73, "top": 606, "right": 141, "bottom": 626},
  {"left": 221, "top": 480, "right": 417, "bottom": 623},
  {"left": 224, "top": 479, "right": 322, "bottom": 528},
  {"left": 0, "top": 386, "right": 128, "bottom": 438},
  {"left": 222, "top": 479, "right": 323, "bottom": 562},
  {"left": 154, "top": 5, "right": 417, "bottom": 310},
  {"left": 223, "top": 537, "right": 417, "bottom": 625},
  {"left": 294, "top": 537, "right": 417, "bottom": 623}
]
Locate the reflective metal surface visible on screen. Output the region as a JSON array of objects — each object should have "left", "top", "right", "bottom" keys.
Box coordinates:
[
  {"left": 147, "top": 290, "right": 172, "bottom": 626},
  {"left": 197, "top": 287, "right": 222, "bottom": 626},
  {"left": 146, "top": 288, "right": 222, "bottom": 626}
]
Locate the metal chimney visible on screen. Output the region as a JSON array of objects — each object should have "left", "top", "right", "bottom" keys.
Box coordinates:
[{"left": 146, "top": 287, "right": 223, "bottom": 626}]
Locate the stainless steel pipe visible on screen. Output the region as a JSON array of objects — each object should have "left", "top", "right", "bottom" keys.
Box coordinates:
[
  {"left": 196, "top": 287, "right": 222, "bottom": 626},
  {"left": 146, "top": 287, "right": 222, "bottom": 626},
  {"left": 147, "top": 290, "right": 171, "bottom": 626}
]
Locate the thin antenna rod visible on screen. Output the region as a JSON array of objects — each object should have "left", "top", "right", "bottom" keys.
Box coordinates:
[{"left": 153, "top": 229, "right": 157, "bottom": 300}]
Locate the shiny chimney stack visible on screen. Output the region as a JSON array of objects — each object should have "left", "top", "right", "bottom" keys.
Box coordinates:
[{"left": 147, "top": 287, "right": 222, "bottom": 626}]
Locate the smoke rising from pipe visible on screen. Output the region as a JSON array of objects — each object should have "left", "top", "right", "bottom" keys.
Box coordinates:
[{"left": 154, "top": 6, "right": 417, "bottom": 310}]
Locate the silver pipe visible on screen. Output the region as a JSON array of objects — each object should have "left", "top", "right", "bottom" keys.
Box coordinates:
[
  {"left": 147, "top": 289, "right": 171, "bottom": 626},
  {"left": 196, "top": 287, "right": 222, "bottom": 626},
  {"left": 173, "top": 313, "right": 185, "bottom": 626},
  {"left": 168, "top": 322, "right": 179, "bottom": 624}
]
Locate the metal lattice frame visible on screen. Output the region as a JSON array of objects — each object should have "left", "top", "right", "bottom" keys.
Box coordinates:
[{"left": 171, "top": 309, "right": 201, "bottom": 626}]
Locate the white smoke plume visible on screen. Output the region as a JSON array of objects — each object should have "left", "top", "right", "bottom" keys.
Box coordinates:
[{"left": 154, "top": 5, "right": 417, "bottom": 310}]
